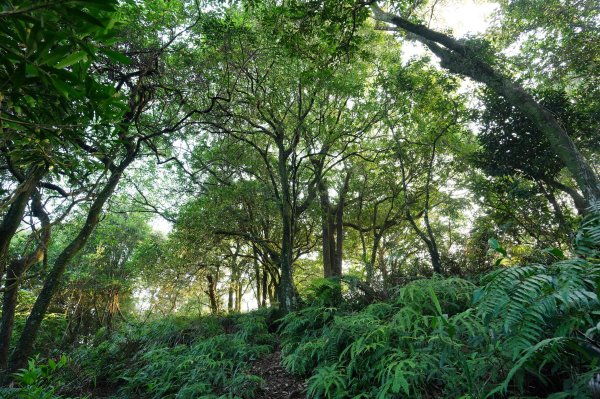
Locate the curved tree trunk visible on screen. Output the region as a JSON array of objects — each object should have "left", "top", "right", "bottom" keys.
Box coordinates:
[
  {"left": 0, "top": 190, "right": 50, "bottom": 370},
  {"left": 0, "top": 166, "right": 45, "bottom": 288},
  {"left": 371, "top": 5, "right": 600, "bottom": 208},
  {"left": 206, "top": 275, "right": 219, "bottom": 314},
  {"left": 7, "top": 148, "right": 135, "bottom": 374},
  {"left": 544, "top": 178, "right": 588, "bottom": 215}
]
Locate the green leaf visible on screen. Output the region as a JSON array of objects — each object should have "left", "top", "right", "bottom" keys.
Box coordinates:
[
  {"left": 49, "top": 76, "right": 73, "bottom": 98},
  {"left": 543, "top": 247, "right": 565, "bottom": 259},
  {"left": 488, "top": 238, "right": 499, "bottom": 250},
  {"left": 101, "top": 48, "right": 131, "bottom": 65},
  {"left": 488, "top": 238, "right": 507, "bottom": 257},
  {"left": 392, "top": 367, "right": 409, "bottom": 395},
  {"left": 40, "top": 46, "right": 72, "bottom": 66},
  {"left": 428, "top": 286, "right": 443, "bottom": 316},
  {"left": 54, "top": 51, "right": 88, "bottom": 69},
  {"left": 71, "top": 0, "right": 118, "bottom": 12},
  {"left": 63, "top": 8, "right": 106, "bottom": 28}
]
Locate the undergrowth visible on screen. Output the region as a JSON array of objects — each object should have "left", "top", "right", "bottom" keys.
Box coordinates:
[
  {"left": 11, "top": 207, "right": 600, "bottom": 399},
  {"left": 280, "top": 206, "right": 600, "bottom": 398},
  {"left": 58, "top": 309, "right": 276, "bottom": 398}
]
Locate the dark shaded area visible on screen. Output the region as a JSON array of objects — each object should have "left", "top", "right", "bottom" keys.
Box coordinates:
[{"left": 251, "top": 346, "right": 306, "bottom": 399}]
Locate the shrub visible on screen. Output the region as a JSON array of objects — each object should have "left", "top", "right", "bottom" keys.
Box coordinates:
[
  {"left": 280, "top": 206, "right": 600, "bottom": 398},
  {"left": 7, "top": 355, "right": 68, "bottom": 399},
  {"left": 60, "top": 311, "right": 276, "bottom": 398},
  {"left": 281, "top": 277, "right": 492, "bottom": 398}
]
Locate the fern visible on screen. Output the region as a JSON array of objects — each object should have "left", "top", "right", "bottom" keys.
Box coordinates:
[
  {"left": 574, "top": 202, "right": 600, "bottom": 258},
  {"left": 281, "top": 276, "right": 491, "bottom": 398},
  {"left": 474, "top": 206, "right": 600, "bottom": 396},
  {"left": 59, "top": 312, "right": 274, "bottom": 398},
  {"left": 281, "top": 208, "right": 600, "bottom": 398},
  {"left": 306, "top": 364, "right": 348, "bottom": 399}
]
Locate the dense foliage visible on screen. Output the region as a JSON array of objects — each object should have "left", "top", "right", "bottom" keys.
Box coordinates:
[
  {"left": 3, "top": 310, "right": 276, "bottom": 398},
  {"left": 279, "top": 207, "right": 600, "bottom": 398},
  {"left": 1, "top": 0, "right": 599, "bottom": 398}
]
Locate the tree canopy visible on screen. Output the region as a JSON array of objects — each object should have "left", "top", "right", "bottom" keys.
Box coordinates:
[{"left": 0, "top": 0, "right": 599, "bottom": 398}]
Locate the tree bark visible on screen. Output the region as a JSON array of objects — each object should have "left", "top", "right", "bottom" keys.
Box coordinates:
[
  {"left": 318, "top": 180, "right": 335, "bottom": 277},
  {"left": 537, "top": 181, "right": 570, "bottom": 238},
  {"left": 268, "top": 277, "right": 276, "bottom": 305},
  {"left": 333, "top": 173, "right": 351, "bottom": 276},
  {"left": 360, "top": 232, "right": 374, "bottom": 283},
  {"left": 7, "top": 147, "right": 135, "bottom": 374},
  {"left": 227, "top": 283, "right": 234, "bottom": 313},
  {"left": 277, "top": 144, "right": 298, "bottom": 313},
  {"left": 0, "top": 166, "right": 45, "bottom": 288},
  {"left": 206, "top": 275, "right": 218, "bottom": 314},
  {"left": 0, "top": 189, "right": 50, "bottom": 370},
  {"left": 544, "top": 178, "right": 587, "bottom": 215},
  {"left": 235, "top": 280, "right": 242, "bottom": 312},
  {"left": 252, "top": 246, "right": 262, "bottom": 308},
  {"left": 371, "top": 4, "right": 600, "bottom": 208},
  {"left": 261, "top": 269, "right": 268, "bottom": 307},
  {"left": 318, "top": 172, "right": 350, "bottom": 278}
]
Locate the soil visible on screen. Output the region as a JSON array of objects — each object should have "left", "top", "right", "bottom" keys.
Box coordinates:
[{"left": 250, "top": 347, "right": 306, "bottom": 399}]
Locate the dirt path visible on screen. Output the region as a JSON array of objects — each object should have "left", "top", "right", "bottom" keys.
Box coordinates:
[{"left": 251, "top": 347, "right": 306, "bottom": 399}]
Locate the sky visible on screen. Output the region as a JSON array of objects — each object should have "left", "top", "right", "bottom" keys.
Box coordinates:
[
  {"left": 402, "top": 0, "right": 499, "bottom": 60},
  {"left": 433, "top": 0, "right": 499, "bottom": 37}
]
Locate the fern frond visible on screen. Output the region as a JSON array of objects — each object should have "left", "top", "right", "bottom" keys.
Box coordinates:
[{"left": 574, "top": 202, "right": 600, "bottom": 258}]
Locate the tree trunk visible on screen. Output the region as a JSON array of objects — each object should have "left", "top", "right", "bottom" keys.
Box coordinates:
[
  {"left": 333, "top": 177, "right": 348, "bottom": 277},
  {"left": 426, "top": 240, "right": 443, "bottom": 275},
  {"left": 0, "top": 259, "right": 27, "bottom": 370},
  {"left": 380, "top": 250, "right": 389, "bottom": 289},
  {"left": 371, "top": 5, "right": 600, "bottom": 208},
  {"left": 7, "top": 148, "right": 135, "bottom": 374},
  {"left": 538, "top": 181, "right": 569, "bottom": 238},
  {"left": 0, "top": 189, "right": 49, "bottom": 371},
  {"left": 206, "top": 275, "right": 218, "bottom": 314},
  {"left": 227, "top": 283, "right": 234, "bottom": 312},
  {"left": 0, "top": 167, "right": 45, "bottom": 288},
  {"left": 253, "top": 247, "right": 263, "bottom": 308},
  {"left": 279, "top": 213, "right": 296, "bottom": 312},
  {"left": 318, "top": 172, "right": 350, "bottom": 278},
  {"left": 545, "top": 178, "right": 587, "bottom": 215},
  {"left": 423, "top": 203, "right": 443, "bottom": 274},
  {"left": 370, "top": 233, "right": 382, "bottom": 279},
  {"left": 277, "top": 147, "right": 298, "bottom": 313},
  {"left": 262, "top": 270, "right": 268, "bottom": 307},
  {"left": 236, "top": 281, "right": 242, "bottom": 312},
  {"left": 318, "top": 182, "right": 335, "bottom": 277},
  {"left": 268, "top": 277, "right": 276, "bottom": 305}
]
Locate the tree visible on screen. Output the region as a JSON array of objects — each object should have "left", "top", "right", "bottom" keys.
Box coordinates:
[
  {"left": 369, "top": 2, "right": 600, "bottom": 208},
  {"left": 191, "top": 6, "right": 381, "bottom": 311},
  {"left": 57, "top": 212, "right": 152, "bottom": 339},
  {"left": 2, "top": 0, "right": 213, "bottom": 374},
  {"left": 476, "top": 88, "right": 597, "bottom": 215},
  {"left": 0, "top": 0, "right": 124, "bottom": 371},
  {"left": 0, "top": 0, "right": 122, "bottom": 290}
]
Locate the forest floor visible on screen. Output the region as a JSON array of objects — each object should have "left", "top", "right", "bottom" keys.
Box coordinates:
[
  {"left": 88, "top": 345, "right": 306, "bottom": 399},
  {"left": 251, "top": 345, "right": 306, "bottom": 399}
]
